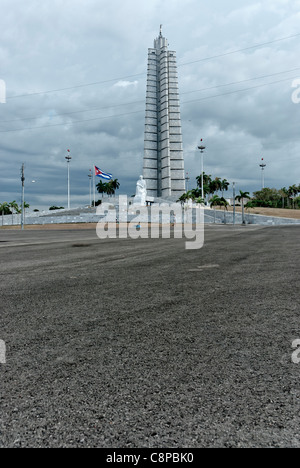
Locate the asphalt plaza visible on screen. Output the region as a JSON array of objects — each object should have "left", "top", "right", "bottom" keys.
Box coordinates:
[{"left": 0, "top": 224, "right": 299, "bottom": 448}]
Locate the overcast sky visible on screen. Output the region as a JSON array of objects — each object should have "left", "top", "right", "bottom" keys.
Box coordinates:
[{"left": 0, "top": 0, "right": 299, "bottom": 209}]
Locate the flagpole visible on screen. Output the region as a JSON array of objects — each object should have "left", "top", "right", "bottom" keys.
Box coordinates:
[{"left": 88, "top": 169, "right": 92, "bottom": 207}]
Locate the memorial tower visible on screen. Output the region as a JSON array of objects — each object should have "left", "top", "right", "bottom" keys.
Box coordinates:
[{"left": 143, "top": 27, "right": 185, "bottom": 198}]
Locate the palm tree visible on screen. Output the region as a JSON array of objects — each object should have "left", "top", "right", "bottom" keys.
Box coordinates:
[
  {"left": 196, "top": 172, "right": 212, "bottom": 198},
  {"left": 245, "top": 200, "right": 254, "bottom": 211},
  {"left": 105, "top": 181, "right": 115, "bottom": 196},
  {"left": 209, "top": 195, "right": 228, "bottom": 223},
  {"left": 0, "top": 202, "right": 11, "bottom": 215},
  {"left": 190, "top": 188, "right": 201, "bottom": 199},
  {"left": 208, "top": 179, "right": 218, "bottom": 196},
  {"left": 195, "top": 197, "right": 205, "bottom": 205},
  {"left": 110, "top": 179, "right": 120, "bottom": 193},
  {"left": 219, "top": 196, "right": 229, "bottom": 224},
  {"left": 9, "top": 201, "right": 21, "bottom": 214},
  {"left": 279, "top": 187, "right": 289, "bottom": 208},
  {"left": 214, "top": 177, "right": 222, "bottom": 195},
  {"left": 105, "top": 179, "right": 120, "bottom": 197},
  {"left": 209, "top": 194, "right": 221, "bottom": 223},
  {"left": 245, "top": 200, "right": 255, "bottom": 218},
  {"left": 288, "top": 184, "right": 299, "bottom": 209},
  {"left": 221, "top": 179, "right": 230, "bottom": 197},
  {"left": 177, "top": 193, "right": 189, "bottom": 205},
  {"left": 178, "top": 191, "right": 204, "bottom": 206},
  {"left": 235, "top": 190, "right": 251, "bottom": 224},
  {"left": 96, "top": 180, "right": 108, "bottom": 198},
  {"left": 196, "top": 172, "right": 212, "bottom": 189}
]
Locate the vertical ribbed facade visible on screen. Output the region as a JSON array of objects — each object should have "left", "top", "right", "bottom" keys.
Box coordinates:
[{"left": 143, "top": 29, "right": 185, "bottom": 198}]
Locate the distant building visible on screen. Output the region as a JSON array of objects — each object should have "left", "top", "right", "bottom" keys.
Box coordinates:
[{"left": 143, "top": 27, "right": 185, "bottom": 198}]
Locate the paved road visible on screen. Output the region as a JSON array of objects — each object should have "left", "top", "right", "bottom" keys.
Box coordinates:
[{"left": 0, "top": 225, "right": 299, "bottom": 448}]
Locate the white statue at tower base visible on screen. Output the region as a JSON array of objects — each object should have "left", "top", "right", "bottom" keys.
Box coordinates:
[{"left": 133, "top": 175, "right": 147, "bottom": 206}]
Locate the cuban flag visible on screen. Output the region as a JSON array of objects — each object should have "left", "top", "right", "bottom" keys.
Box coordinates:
[{"left": 94, "top": 166, "right": 113, "bottom": 180}]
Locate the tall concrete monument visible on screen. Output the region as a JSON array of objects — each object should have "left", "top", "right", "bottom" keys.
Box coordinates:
[{"left": 143, "top": 26, "right": 186, "bottom": 199}]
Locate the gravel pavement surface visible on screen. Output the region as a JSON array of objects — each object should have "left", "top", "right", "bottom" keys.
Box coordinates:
[{"left": 0, "top": 225, "right": 299, "bottom": 448}]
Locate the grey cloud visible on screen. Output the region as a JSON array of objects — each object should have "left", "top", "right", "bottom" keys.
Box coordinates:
[{"left": 0, "top": 0, "right": 299, "bottom": 209}]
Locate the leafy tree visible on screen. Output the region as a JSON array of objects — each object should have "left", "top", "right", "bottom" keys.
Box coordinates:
[
  {"left": 253, "top": 186, "right": 300, "bottom": 209},
  {"left": 279, "top": 188, "right": 289, "bottom": 208},
  {"left": 288, "top": 184, "right": 300, "bottom": 209},
  {"left": 253, "top": 188, "right": 281, "bottom": 208},
  {"left": 245, "top": 201, "right": 255, "bottom": 210},
  {"left": 288, "top": 184, "right": 299, "bottom": 197}
]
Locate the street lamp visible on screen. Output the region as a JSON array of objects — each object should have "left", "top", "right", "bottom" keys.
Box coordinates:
[
  {"left": 65, "top": 150, "right": 72, "bottom": 210},
  {"left": 259, "top": 158, "right": 266, "bottom": 189},
  {"left": 185, "top": 172, "right": 190, "bottom": 192},
  {"left": 20, "top": 163, "right": 25, "bottom": 230},
  {"left": 232, "top": 182, "right": 236, "bottom": 225},
  {"left": 197, "top": 139, "right": 206, "bottom": 201}
]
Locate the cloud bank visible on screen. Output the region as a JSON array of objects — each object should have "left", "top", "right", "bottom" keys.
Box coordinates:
[{"left": 0, "top": 0, "right": 299, "bottom": 209}]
